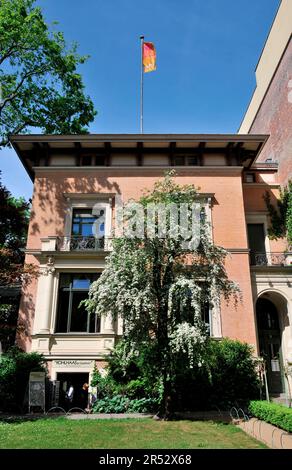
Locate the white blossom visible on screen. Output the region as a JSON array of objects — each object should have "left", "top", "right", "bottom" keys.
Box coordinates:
[{"left": 169, "top": 322, "right": 207, "bottom": 368}]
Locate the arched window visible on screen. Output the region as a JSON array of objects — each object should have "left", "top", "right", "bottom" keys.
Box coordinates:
[{"left": 256, "top": 298, "right": 279, "bottom": 330}]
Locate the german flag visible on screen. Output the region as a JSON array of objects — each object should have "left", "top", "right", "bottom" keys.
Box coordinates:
[{"left": 143, "top": 42, "right": 156, "bottom": 73}]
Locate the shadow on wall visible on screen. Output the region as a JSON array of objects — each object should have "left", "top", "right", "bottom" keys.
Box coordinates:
[
  {"left": 17, "top": 283, "right": 36, "bottom": 351},
  {"left": 17, "top": 175, "right": 122, "bottom": 347},
  {"left": 28, "top": 174, "right": 122, "bottom": 237}
]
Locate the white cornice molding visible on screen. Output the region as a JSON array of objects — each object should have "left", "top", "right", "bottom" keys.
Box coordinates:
[
  {"left": 243, "top": 183, "right": 280, "bottom": 189},
  {"left": 226, "top": 248, "right": 250, "bottom": 253},
  {"left": 33, "top": 166, "right": 244, "bottom": 175},
  {"left": 62, "top": 192, "right": 116, "bottom": 200}
]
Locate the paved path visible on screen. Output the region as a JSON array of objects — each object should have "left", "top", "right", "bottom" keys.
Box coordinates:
[
  {"left": 0, "top": 411, "right": 230, "bottom": 421},
  {"left": 67, "top": 413, "right": 153, "bottom": 420}
]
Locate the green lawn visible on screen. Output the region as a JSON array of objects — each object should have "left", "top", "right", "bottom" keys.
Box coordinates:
[{"left": 0, "top": 418, "right": 266, "bottom": 449}]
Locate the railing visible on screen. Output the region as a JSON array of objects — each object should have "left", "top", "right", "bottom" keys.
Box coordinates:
[
  {"left": 250, "top": 252, "right": 292, "bottom": 267},
  {"left": 56, "top": 236, "right": 107, "bottom": 251}
]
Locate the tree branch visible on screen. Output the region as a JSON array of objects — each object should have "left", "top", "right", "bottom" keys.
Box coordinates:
[
  {"left": 0, "top": 42, "right": 20, "bottom": 65},
  {"left": 0, "top": 65, "right": 52, "bottom": 112},
  {"left": 0, "top": 122, "right": 29, "bottom": 148}
]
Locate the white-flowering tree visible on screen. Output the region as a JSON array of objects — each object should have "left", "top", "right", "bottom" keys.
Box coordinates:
[{"left": 85, "top": 172, "right": 240, "bottom": 417}]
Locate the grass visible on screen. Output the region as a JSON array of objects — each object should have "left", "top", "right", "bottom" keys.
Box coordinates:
[{"left": 0, "top": 418, "right": 266, "bottom": 449}]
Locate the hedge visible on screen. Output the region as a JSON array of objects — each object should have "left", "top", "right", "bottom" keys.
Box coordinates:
[{"left": 249, "top": 400, "right": 292, "bottom": 433}]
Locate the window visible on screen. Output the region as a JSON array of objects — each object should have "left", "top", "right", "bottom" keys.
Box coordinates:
[
  {"left": 80, "top": 155, "right": 92, "bottom": 166},
  {"left": 173, "top": 155, "right": 185, "bottom": 165},
  {"left": 202, "top": 302, "right": 210, "bottom": 333},
  {"left": 72, "top": 208, "right": 105, "bottom": 238},
  {"left": 173, "top": 155, "right": 198, "bottom": 166},
  {"left": 177, "top": 287, "right": 211, "bottom": 335},
  {"left": 245, "top": 173, "right": 256, "bottom": 183},
  {"left": 95, "top": 155, "right": 106, "bottom": 166},
  {"left": 187, "top": 156, "right": 198, "bottom": 166},
  {"left": 247, "top": 223, "right": 266, "bottom": 265},
  {"left": 55, "top": 273, "right": 100, "bottom": 333},
  {"left": 257, "top": 299, "right": 279, "bottom": 331}
]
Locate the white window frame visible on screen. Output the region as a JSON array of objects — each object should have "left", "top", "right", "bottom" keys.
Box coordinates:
[{"left": 64, "top": 198, "right": 112, "bottom": 239}]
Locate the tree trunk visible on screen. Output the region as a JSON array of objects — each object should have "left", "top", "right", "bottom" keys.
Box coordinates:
[
  {"left": 153, "top": 245, "right": 174, "bottom": 419},
  {"left": 161, "top": 369, "right": 173, "bottom": 420},
  {"left": 156, "top": 317, "right": 173, "bottom": 419}
]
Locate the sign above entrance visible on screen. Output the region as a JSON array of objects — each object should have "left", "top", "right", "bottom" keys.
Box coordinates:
[{"left": 54, "top": 360, "right": 94, "bottom": 368}]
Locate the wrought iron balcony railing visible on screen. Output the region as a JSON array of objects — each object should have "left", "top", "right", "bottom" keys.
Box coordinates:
[
  {"left": 250, "top": 252, "right": 292, "bottom": 267},
  {"left": 56, "top": 236, "right": 108, "bottom": 251}
]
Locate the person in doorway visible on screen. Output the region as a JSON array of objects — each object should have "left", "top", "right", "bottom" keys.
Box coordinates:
[
  {"left": 80, "top": 383, "right": 89, "bottom": 410},
  {"left": 65, "top": 383, "right": 74, "bottom": 409}
]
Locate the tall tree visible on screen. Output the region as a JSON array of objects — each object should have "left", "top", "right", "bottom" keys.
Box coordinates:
[
  {"left": 0, "top": 173, "right": 32, "bottom": 351},
  {"left": 0, "top": 172, "right": 30, "bottom": 284},
  {"left": 0, "top": 0, "right": 96, "bottom": 147},
  {"left": 85, "top": 172, "right": 240, "bottom": 417}
]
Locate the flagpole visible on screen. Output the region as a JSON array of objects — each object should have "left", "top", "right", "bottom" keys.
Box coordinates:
[{"left": 140, "top": 35, "right": 144, "bottom": 134}]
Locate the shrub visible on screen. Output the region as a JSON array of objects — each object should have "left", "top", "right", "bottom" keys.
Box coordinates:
[
  {"left": 0, "top": 299, "right": 19, "bottom": 352},
  {"left": 90, "top": 366, "right": 127, "bottom": 399},
  {"left": 92, "top": 395, "right": 158, "bottom": 414},
  {"left": 127, "top": 397, "right": 159, "bottom": 413},
  {"left": 124, "top": 379, "right": 151, "bottom": 399},
  {"left": 249, "top": 400, "right": 292, "bottom": 433},
  {"left": 208, "top": 338, "right": 260, "bottom": 408},
  {"left": 0, "top": 347, "right": 46, "bottom": 412},
  {"left": 92, "top": 395, "right": 129, "bottom": 413},
  {"left": 171, "top": 338, "right": 260, "bottom": 410},
  {"left": 91, "top": 338, "right": 260, "bottom": 412}
]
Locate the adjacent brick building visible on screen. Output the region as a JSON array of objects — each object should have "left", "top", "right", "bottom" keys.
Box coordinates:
[{"left": 239, "top": 0, "right": 292, "bottom": 186}]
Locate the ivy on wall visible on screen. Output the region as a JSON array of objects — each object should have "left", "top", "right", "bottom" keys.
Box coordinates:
[{"left": 264, "top": 181, "right": 292, "bottom": 248}]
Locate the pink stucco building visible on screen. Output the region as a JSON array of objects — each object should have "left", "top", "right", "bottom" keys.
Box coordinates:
[{"left": 10, "top": 133, "right": 292, "bottom": 404}]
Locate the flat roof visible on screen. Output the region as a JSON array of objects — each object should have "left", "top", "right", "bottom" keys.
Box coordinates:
[
  {"left": 9, "top": 133, "right": 269, "bottom": 181},
  {"left": 10, "top": 133, "right": 269, "bottom": 143}
]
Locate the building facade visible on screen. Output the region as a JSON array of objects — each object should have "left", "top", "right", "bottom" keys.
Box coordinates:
[{"left": 10, "top": 133, "right": 292, "bottom": 402}]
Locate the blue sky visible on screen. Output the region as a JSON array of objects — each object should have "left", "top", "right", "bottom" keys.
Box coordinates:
[{"left": 0, "top": 0, "right": 280, "bottom": 200}]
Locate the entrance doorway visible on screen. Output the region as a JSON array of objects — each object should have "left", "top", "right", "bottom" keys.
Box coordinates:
[
  {"left": 57, "top": 373, "right": 89, "bottom": 410},
  {"left": 256, "top": 298, "right": 284, "bottom": 395}
]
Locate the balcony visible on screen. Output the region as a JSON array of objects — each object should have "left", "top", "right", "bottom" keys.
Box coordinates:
[
  {"left": 56, "top": 236, "right": 105, "bottom": 251},
  {"left": 250, "top": 252, "right": 292, "bottom": 267},
  {"left": 40, "top": 236, "right": 112, "bottom": 252}
]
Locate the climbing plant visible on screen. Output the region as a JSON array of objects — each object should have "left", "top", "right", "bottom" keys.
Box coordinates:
[{"left": 264, "top": 181, "right": 292, "bottom": 248}]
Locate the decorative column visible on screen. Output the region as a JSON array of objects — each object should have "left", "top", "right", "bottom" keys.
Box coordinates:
[
  {"left": 206, "top": 197, "right": 213, "bottom": 242},
  {"left": 37, "top": 256, "right": 55, "bottom": 334},
  {"left": 211, "top": 301, "right": 222, "bottom": 338},
  {"left": 101, "top": 313, "right": 115, "bottom": 334},
  {"left": 209, "top": 279, "right": 222, "bottom": 338},
  {"left": 117, "top": 314, "right": 123, "bottom": 335}
]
